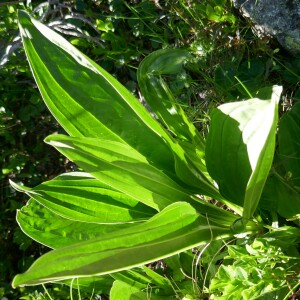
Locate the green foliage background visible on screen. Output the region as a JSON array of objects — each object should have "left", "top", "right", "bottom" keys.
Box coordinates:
[{"left": 1, "top": 0, "right": 300, "bottom": 299}]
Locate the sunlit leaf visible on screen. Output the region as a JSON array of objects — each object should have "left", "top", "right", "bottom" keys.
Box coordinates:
[
  {"left": 18, "top": 10, "right": 175, "bottom": 174},
  {"left": 206, "top": 86, "right": 281, "bottom": 219},
  {"left": 12, "top": 202, "right": 231, "bottom": 287},
  {"left": 44, "top": 135, "right": 193, "bottom": 211},
  {"left": 11, "top": 172, "right": 155, "bottom": 223},
  {"left": 17, "top": 199, "right": 133, "bottom": 249}
]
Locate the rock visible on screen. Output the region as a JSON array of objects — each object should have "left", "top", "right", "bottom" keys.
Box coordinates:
[{"left": 232, "top": 0, "right": 300, "bottom": 56}]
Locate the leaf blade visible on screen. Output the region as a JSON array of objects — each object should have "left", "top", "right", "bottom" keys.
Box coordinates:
[
  {"left": 278, "top": 101, "right": 300, "bottom": 187},
  {"left": 12, "top": 202, "right": 231, "bottom": 287},
  {"left": 17, "top": 199, "right": 134, "bottom": 249},
  {"left": 206, "top": 86, "right": 281, "bottom": 219},
  {"left": 18, "top": 10, "right": 175, "bottom": 174},
  {"left": 12, "top": 172, "right": 155, "bottom": 224},
  {"left": 138, "top": 49, "right": 205, "bottom": 148},
  {"left": 45, "top": 135, "right": 193, "bottom": 211}
]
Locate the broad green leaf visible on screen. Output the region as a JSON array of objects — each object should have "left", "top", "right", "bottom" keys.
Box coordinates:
[
  {"left": 18, "top": 11, "right": 221, "bottom": 200},
  {"left": 18, "top": 11, "right": 218, "bottom": 198},
  {"left": 17, "top": 10, "right": 175, "bottom": 174},
  {"left": 11, "top": 172, "right": 155, "bottom": 223},
  {"left": 138, "top": 49, "right": 205, "bottom": 149},
  {"left": 17, "top": 199, "right": 134, "bottom": 249},
  {"left": 12, "top": 202, "right": 231, "bottom": 287},
  {"left": 179, "top": 140, "right": 208, "bottom": 175},
  {"left": 186, "top": 195, "right": 241, "bottom": 227},
  {"left": 43, "top": 135, "right": 233, "bottom": 219},
  {"left": 137, "top": 49, "right": 222, "bottom": 198},
  {"left": 260, "top": 173, "right": 300, "bottom": 220},
  {"left": 278, "top": 101, "right": 300, "bottom": 187},
  {"left": 170, "top": 141, "right": 222, "bottom": 200},
  {"left": 206, "top": 86, "right": 281, "bottom": 219},
  {"left": 44, "top": 134, "right": 193, "bottom": 211}
]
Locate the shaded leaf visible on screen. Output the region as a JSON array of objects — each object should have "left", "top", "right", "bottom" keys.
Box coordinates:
[
  {"left": 63, "top": 276, "right": 114, "bottom": 295},
  {"left": 138, "top": 49, "right": 204, "bottom": 149},
  {"left": 137, "top": 49, "right": 222, "bottom": 199},
  {"left": 112, "top": 267, "right": 173, "bottom": 295},
  {"left": 260, "top": 173, "right": 300, "bottom": 220},
  {"left": 278, "top": 101, "right": 300, "bottom": 187},
  {"left": 110, "top": 280, "right": 170, "bottom": 300}
]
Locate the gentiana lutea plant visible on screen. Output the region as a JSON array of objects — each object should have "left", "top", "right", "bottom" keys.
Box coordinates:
[{"left": 11, "top": 10, "right": 300, "bottom": 298}]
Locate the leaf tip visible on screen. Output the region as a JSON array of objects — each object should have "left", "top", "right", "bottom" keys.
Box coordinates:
[
  {"left": 9, "top": 180, "right": 30, "bottom": 193},
  {"left": 12, "top": 274, "right": 23, "bottom": 289},
  {"left": 18, "top": 10, "right": 34, "bottom": 39}
]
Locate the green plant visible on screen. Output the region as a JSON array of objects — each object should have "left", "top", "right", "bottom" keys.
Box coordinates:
[
  {"left": 210, "top": 235, "right": 300, "bottom": 299},
  {"left": 10, "top": 10, "right": 300, "bottom": 298},
  {"left": 0, "top": 1, "right": 234, "bottom": 298}
]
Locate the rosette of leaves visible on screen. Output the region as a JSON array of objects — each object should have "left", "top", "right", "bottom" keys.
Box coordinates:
[{"left": 10, "top": 10, "right": 300, "bottom": 298}]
